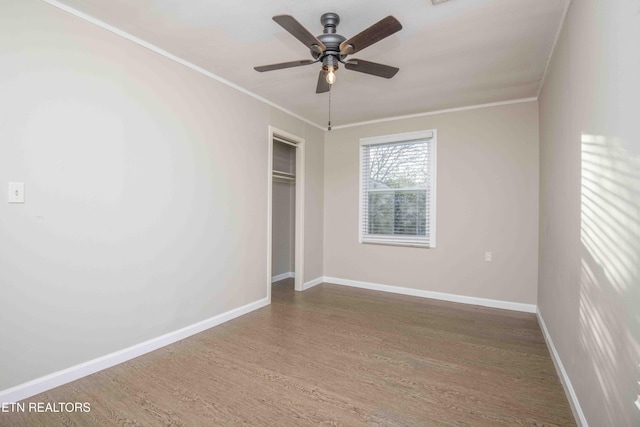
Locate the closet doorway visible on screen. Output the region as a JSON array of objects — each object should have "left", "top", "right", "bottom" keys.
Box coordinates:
[{"left": 267, "top": 126, "right": 304, "bottom": 299}]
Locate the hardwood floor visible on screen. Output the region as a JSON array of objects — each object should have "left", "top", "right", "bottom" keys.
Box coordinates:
[{"left": 1, "top": 280, "right": 575, "bottom": 426}]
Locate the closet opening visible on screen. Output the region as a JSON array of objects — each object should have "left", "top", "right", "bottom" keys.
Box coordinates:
[{"left": 267, "top": 127, "right": 305, "bottom": 300}]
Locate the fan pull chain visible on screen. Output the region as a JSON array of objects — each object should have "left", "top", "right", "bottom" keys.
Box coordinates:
[{"left": 327, "top": 86, "right": 332, "bottom": 131}]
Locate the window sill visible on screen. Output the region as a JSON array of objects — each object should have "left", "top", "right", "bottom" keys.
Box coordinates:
[{"left": 360, "top": 238, "right": 434, "bottom": 249}]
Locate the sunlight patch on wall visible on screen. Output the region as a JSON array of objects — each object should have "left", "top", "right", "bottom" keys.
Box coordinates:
[{"left": 580, "top": 133, "right": 640, "bottom": 423}]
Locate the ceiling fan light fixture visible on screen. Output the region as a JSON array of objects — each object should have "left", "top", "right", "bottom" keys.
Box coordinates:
[
  {"left": 324, "top": 55, "right": 338, "bottom": 85},
  {"left": 326, "top": 69, "right": 336, "bottom": 85}
]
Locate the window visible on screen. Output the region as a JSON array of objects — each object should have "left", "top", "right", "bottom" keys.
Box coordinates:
[{"left": 359, "top": 130, "right": 437, "bottom": 248}]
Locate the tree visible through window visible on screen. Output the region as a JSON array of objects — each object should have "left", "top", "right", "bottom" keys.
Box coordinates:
[{"left": 360, "top": 130, "right": 436, "bottom": 247}]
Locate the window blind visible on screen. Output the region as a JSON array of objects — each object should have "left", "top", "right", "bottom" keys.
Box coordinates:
[{"left": 360, "top": 131, "right": 436, "bottom": 247}]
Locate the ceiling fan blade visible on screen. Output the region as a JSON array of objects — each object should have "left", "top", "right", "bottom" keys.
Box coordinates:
[
  {"left": 345, "top": 59, "right": 399, "bottom": 78},
  {"left": 254, "top": 59, "right": 315, "bottom": 72},
  {"left": 316, "top": 70, "right": 331, "bottom": 93},
  {"left": 340, "top": 16, "right": 402, "bottom": 55},
  {"left": 273, "top": 15, "right": 326, "bottom": 54}
]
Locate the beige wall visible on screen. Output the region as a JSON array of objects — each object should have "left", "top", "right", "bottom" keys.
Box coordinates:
[
  {"left": 324, "top": 102, "right": 539, "bottom": 304},
  {"left": 0, "top": 0, "right": 323, "bottom": 391},
  {"left": 538, "top": 0, "right": 640, "bottom": 425}
]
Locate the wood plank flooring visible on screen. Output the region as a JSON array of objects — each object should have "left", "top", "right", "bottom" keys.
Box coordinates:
[{"left": 1, "top": 280, "right": 576, "bottom": 426}]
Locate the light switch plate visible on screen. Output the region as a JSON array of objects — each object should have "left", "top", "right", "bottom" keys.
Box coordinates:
[{"left": 8, "top": 182, "right": 25, "bottom": 203}]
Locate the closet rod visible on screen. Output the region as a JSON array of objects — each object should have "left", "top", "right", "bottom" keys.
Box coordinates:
[
  {"left": 273, "top": 176, "right": 295, "bottom": 183},
  {"left": 272, "top": 173, "right": 295, "bottom": 181}
]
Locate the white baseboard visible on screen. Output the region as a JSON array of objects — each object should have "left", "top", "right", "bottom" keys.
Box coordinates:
[
  {"left": 536, "top": 309, "right": 588, "bottom": 427},
  {"left": 322, "top": 276, "right": 537, "bottom": 313},
  {"left": 0, "top": 297, "right": 270, "bottom": 404},
  {"left": 302, "top": 277, "right": 324, "bottom": 290},
  {"left": 271, "top": 272, "right": 294, "bottom": 283}
]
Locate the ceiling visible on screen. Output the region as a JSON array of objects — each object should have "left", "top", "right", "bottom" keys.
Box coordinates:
[{"left": 49, "top": 0, "right": 570, "bottom": 128}]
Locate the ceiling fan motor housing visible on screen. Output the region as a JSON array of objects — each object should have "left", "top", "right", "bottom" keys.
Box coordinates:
[{"left": 315, "top": 13, "right": 345, "bottom": 70}]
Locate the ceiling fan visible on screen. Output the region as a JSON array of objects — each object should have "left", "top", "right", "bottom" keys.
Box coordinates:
[{"left": 254, "top": 13, "right": 402, "bottom": 93}]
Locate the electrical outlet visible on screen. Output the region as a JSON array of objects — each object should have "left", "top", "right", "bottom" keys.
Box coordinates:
[
  {"left": 8, "top": 182, "right": 24, "bottom": 203},
  {"left": 485, "top": 251, "right": 492, "bottom": 262}
]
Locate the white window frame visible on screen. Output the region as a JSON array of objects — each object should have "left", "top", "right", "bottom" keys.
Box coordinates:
[{"left": 358, "top": 129, "right": 437, "bottom": 248}]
